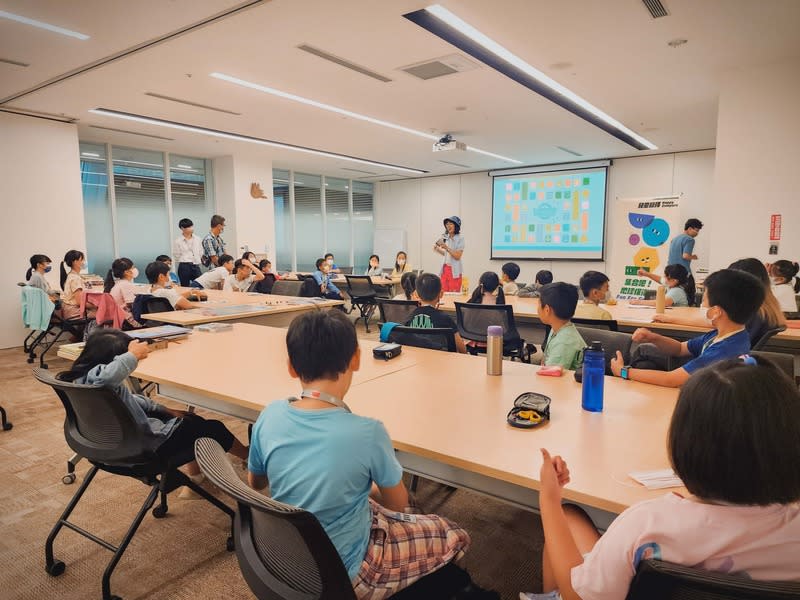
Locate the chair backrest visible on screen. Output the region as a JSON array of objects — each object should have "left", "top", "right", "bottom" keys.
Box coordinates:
[
  {"left": 339, "top": 266, "right": 353, "bottom": 275},
  {"left": 345, "top": 275, "right": 377, "bottom": 298},
  {"left": 299, "top": 278, "right": 322, "bottom": 298},
  {"left": 33, "top": 368, "right": 157, "bottom": 464},
  {"left": 576, "top": 327, "right": 633, "bottom": 375},
  {"left": 377, "top": 299, "right": 419, "bottom": 324},
  {"left": 625, "top": 559, "right": 800, "bottom": 600},
  {"left": 750, "top": 350, "right": 796, "bottom": 382},
  {"left": 387, "top": 326, "right": 457, "bottom": 352},
  {"left": 194, "top": 438, "right": 357, "bottom": 600},
  {"left": 252, "top": 273, "right": 277, "bottom": 295},
  {"left": 272, "top": 280, "right": 304, "bottom": 296},
  {"left": 572, "top": 317, "right": 618, "bottom": 331},
  {"left": 751, "top": 325, "right": 787, "bottom": 350},
  {"left": 454, "top": 302, "right": 521, "bottom": 343}
]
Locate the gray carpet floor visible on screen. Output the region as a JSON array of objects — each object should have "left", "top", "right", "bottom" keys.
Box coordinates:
[{"left": 0, "top": 322, "right": 545, "bottom": 599}]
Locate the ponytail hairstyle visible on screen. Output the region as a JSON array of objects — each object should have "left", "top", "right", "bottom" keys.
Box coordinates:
[
  {"left": 27, "top": 254, "right": 51, "bottom": 281},
  {"left": 104, "top": 258, "right": 134, "bottom": 293},
  {"left": 400, "top": 271, "right": 417, "bottom": 300},
  {"left": 468, "top": 271, "right": 505, "bottom": 304},
  {"left": 772, "top": 260, "right": 800, "bottom": 293},
  {"left": 664, "top": 264, "right": 691, "bottom": 300},
  {"left": 61, "top": 250, "right": 85, "bottom": 289}
]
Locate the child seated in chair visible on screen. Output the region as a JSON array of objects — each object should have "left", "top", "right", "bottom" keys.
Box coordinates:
[
  {"left": 247, "top": 310, "right": 476, "bottom": 599},
  {"left": 66, "top": 329, "right": 249, "bottom": 493},
  {"left": 574, "top": 271, "right": 613, "bottom": 321},
  {"left": 313, "top": 257, "right": 344, "bottom": 300},
  {"left": 521, "top": 355, "right": 800, "bottom": 600},
  {"left": 146, "top": 261, "right": 194, "bottom": 310},
  {"left": 539, "top": 282, "right": 586, "bottom": 371},
  {"left": 405, "top": 272, "right": 466, "bottom": 353}
]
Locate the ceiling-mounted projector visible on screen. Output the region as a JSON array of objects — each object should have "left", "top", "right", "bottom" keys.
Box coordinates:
[{"left": 433, "top": 134, "right": 466, "bottom": 152}]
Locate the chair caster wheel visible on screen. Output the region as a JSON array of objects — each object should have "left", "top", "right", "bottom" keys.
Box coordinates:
[
  {"left": 27, "top": 358, "right": 34, "bottom": 364},
  {"left": 152, "top": 505, "right": 168, "bottom": 518},
  {"left": 2, "top": 422, "right": 12, "bottom": 431},
  {"left": 110, "top": 595, "right": 123, "bottom": 600},
  {"left": 41, "top": 364, "right": 49, "bottom": 369},
  {"left": 62, "top": 473, "right": 76, "bottom": 485},
  {"left": 46, "top": 560, "right": 66, "bottom": 576},
  {"left": 226, "top": 536, "right": 235, "bottom": 552}
]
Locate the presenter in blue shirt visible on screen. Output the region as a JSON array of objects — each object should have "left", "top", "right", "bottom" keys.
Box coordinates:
[{"left": 667, "top": 218, "right": 703, "bottom": 304}]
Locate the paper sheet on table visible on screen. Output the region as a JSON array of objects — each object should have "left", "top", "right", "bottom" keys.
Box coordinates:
[{"left": 629, "top": 469, "right": 683, "bottom": 490}]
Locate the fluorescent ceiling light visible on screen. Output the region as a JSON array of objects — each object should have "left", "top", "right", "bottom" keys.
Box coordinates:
[
  {"left": 210, "top": 72, "right": 522, "bottom": 164},
  {"left": 89, "top": 108, "right": 427, "bottom": 175},
  {"left": 404, "top": 5, "right": 657, "bottom": 151},
  {"left": 0, "top": 10, "right": 89, "bottom": 40},
  {"left": 175, "top": 163, "right": 194, "bottom": 169},
  {"left": 81, "top": 152, "right": 100, "bottom": 158},
  {"left": 113, "top": 159, "right": 163, "bottom": 168}
]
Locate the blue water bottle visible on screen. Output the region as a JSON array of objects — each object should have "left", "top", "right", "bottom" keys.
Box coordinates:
[{"left": 581, "top": 341, "right": 605, "bottom": 413}]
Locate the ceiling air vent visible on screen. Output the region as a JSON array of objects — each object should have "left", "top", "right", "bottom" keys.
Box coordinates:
[
  {"left": 89, "top": 125, "right": 174, "bottom": 141},
  {"left": 642, "top": 0, "right": 669, "bottom": 18},
  {"left": 556, "top": 146, "right": 583, "bottom": 157},
  {"left": 145, "top": 92, "right": 241, "bottom": 115},
  {"left": 400, "top": 54, "right": 478, "bottom": 80},
  {"left": 439, "top": 159, "right": 471, "bottom": 168},
  {"left": 0, "top": 57, "right": 29, "bottom": 67},
  {"left": 297, "top": 44, "right": 391, "bottom": 83}
]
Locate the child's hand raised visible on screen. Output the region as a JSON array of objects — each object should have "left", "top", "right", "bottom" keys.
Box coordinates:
[
  {"left": 127, "top": 340, "right": 150, "bottom": 361},
  {"left": 540, "top": 448, "right": 570, "bottom": 505}
]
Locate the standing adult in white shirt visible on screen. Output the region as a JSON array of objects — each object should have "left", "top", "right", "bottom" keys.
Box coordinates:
[{"left": 173, "top": 218, "right": 203, "bottom": 287}]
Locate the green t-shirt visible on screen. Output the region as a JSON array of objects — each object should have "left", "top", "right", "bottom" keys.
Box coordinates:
[{"left": 543, "top": 322, "right": 586, "bottom": 370}]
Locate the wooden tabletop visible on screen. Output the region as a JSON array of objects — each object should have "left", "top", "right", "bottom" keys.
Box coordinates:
[
  {"left": 438, "top": 295, "right": 800, "bottom": 342},
  {"left": 132, "top": 323, "right": 418, "bottom": 409},
  {"left": 141, "top": 293, "right": 343, "bottom": 325},
  {"left": 131, "top": 323, "right": 684, "bottom": 515}
]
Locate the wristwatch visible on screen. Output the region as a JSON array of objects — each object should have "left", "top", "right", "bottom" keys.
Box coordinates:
[{"left": 620, "top": 366, "right": 631, "bottom": 380}]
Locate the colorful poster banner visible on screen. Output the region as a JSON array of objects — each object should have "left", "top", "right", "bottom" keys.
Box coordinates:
[{"left": 610, "top": 196, "right": 682, "bottom": 299}]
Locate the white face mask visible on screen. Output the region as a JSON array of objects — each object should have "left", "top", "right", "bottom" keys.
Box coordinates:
[
  {"left": 397, "top": 259, "right": 405, "bottom": 266},
  {"left": 131, "top": 267, "right": 140, "bottom": 279},
  {"left": 327, "top": 259, "right": 333, "bottom": 265}
]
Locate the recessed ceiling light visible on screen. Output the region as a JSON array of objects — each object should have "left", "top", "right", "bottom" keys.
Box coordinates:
[
  {"left": 89, "top": 108, "right": 428, "bottom": 175},
  {"left": 404, "top": 5, "right": 657, "bottom": 151},
  {"left": 0, "top": 10, "right": 89, "bottom": 40},
  {"left": 667, "top": 38, "right": 688, "bottom": 48},
  {"left": 210, "top": 72, "right": 521, "bottom": 164}
]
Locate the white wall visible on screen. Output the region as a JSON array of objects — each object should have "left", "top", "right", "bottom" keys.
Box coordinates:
[
  {"left": 374, "top": 149, "right": 715, "bottom": 289},
  {"left": 709, "top": 58, "right": 800, "bottom": 269},
  {"left": 213, "top": 154, "right": 275, "bottom": 259},
  {"left": 0, "top": 112, "right": 86, "bottom": 349}
]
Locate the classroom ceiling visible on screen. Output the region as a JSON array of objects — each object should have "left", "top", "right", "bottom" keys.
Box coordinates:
[{"left": 2, "top": 0, "right": 800, "bottom": 180}]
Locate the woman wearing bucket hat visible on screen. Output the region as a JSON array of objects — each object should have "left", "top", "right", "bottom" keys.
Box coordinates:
[{"left": 434, "top": 216, "right": 465, "bottom": 292}]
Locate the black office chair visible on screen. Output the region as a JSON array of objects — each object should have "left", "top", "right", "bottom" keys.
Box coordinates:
[
  {"left": 387, "top": 326, "right": 457, "bottom": 353},
  {"left": 272, "top": 280, "right": 304, "bottom": 296},
  {"left": 345, "top": 275, "right": 378, "bottom": 332},
  {"left": 751, "top": 325, "right": 787, "bottom": 350},
  {"left": 34, "top": 368, "right": 235, "bottom": 600},
  {"left": 454, "top": 303, "right": 528, "bottom": 362},
  {"left": 377, "top": 299, "right": 419, "bottom": 325},
  {"left": 339, "top": 266, "right": 354, "bottom": 275},
  {"left": 572, "top": 317, "right": 618, "bottom": 331},
  {"left": 750, "top": 351, "right": 796, "bottom": 382},
  {"left": 575, "top": 327, "right": 633, "bottom": 375},
  {"left": 625, "top": 559, "right": 800, "bottom": 599},
  {"left": 194, "top": 438, "right": 475, "bottom": 600},
  {"left": 0, "top": 405, "right": 11, "bottom": 431}
]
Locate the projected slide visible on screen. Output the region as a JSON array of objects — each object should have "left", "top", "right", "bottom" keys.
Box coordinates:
[{"left": 491, "top": 167, "right": 608, "bottom": 260}]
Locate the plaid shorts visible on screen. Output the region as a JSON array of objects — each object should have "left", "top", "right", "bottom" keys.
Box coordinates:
[{"left": 352, "top": 499, "right": 471, "bottom": 600}]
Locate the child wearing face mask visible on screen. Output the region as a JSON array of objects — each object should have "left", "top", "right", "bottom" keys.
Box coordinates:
[
  {"left": 26, "top": 254, "right": 60, "bottom": 304},
  {"left": 105, "top": 258, "right": 142, "bottom": 328},
  {"left": 767, "top": 260, "right": 800, "bottom": 312},
  {"left": 632, "top": 264, "right": 691, "bottom": 307},
  {"left": 390, "top": 251, "right": 412, "bottom": 278},
  {"left": 610, "top": 269, "right": 765, "bottom": 388},
  {"left": 324, "top": 252, "right": 342, "bottom": 274},
  {"left": 60, "top": 250, "right": 88, "bottom": 320},
  {"left": 574, "top": 271, "right": 613, "bottom": 320}
]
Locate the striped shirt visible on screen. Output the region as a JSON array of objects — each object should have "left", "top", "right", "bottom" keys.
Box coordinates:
[{"left": 201, "top": 232, "right": 225, "bottom": 265}]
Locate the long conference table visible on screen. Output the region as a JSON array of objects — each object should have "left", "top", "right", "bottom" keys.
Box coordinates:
[
  {"left": 140, "top": 288, "right": 344, "bottom": 327},
  {"left": 438, "top": 294, "right": 800, "bottom": 353},
  {"left": 130, "top": 323, "right": 683, "bottom": 529}
]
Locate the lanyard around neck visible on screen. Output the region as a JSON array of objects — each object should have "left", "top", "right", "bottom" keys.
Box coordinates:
[{"left": 294, "top": 388, "right": 351, "bottom": 412}]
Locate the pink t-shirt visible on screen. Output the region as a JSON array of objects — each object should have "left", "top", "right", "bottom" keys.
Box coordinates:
[
  {"left": 572, "top": 493, "right": 800, "bottom": 600},
  {"left": 110, "top": 279, "right": 137, "bottom": 307}
]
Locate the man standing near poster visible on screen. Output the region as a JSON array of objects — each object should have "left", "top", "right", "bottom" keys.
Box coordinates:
[{"left": 667, "top": 218, "right": 703, "bottom": 303}]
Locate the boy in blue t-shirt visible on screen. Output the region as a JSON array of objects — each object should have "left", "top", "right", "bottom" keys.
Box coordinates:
[
  {"left": 247, "top": 310, "right": 473, "bottom": 598},
  {"left": 610, "top": 269, "right": 765, "bottom": 387}
]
